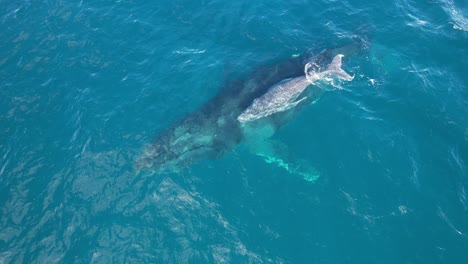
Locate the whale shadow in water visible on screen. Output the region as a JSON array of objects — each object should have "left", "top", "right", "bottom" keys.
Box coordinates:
[{"left": 135, "top": 41, "right": 365, "bottom": 180}]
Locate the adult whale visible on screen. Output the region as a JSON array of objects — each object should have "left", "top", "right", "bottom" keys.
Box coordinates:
[{"left": 135, "top": 42, "right": 363, "bottom": 179}]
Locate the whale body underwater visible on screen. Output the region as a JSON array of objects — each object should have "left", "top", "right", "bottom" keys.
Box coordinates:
[{"left": 135, "top": 42, "right": 363, "bottom": 176}]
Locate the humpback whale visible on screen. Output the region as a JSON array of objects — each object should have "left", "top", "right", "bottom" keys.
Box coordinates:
[
  {"left": 238, "top": 54, "right": 354, "bottom": 123},
  {"left": 135, "top": 43, "right": 362, "bottom": 180}
]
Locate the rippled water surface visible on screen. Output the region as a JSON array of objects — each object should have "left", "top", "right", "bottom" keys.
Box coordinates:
[{"left": 1, "top": 0, "right": 467, "bottom": 263}]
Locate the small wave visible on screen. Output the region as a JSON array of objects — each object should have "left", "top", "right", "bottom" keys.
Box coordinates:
[
  {"left": 397, "top": 0, "right": 444, "bottom": 33},
  {"left": 438, "top": 206, "right": 465, "bottom": 236},
  {"left": 172, "top": 48, "right": 206, "bottom": 55},
  {"left": 150, "top": 178, "right": 265, "bottom": 262},
  {"left": 406, "top": 13, "right": 429, "bottom": 28}
]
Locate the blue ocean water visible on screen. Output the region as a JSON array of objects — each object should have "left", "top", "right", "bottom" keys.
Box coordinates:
[{"left": 1, "top": 0, "right": 467, "bottom": 263}]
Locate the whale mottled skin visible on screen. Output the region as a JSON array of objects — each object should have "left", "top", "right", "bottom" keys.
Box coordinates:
[
  {"left": 135, "top": 43, "right": 363, "bottom": 174},
  {"left": 135, "top": 53, "right": 306, "bottom": 173},
  {"left": 238, "top": 54, "right": 354, "bottom": 123}
]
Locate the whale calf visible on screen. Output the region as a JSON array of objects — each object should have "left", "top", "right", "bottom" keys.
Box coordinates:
[{"left": 238, "top": 54, "right": 354, "bottom": 123}]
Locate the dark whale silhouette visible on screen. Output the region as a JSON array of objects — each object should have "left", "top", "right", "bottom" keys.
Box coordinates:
[{"left": 135, "top": 42, "right": 363, "bottom": 178}]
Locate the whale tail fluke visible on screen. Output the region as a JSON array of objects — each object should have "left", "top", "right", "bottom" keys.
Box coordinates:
[{"left": 324, "top": 54, "right": 354, "bottom": 81}]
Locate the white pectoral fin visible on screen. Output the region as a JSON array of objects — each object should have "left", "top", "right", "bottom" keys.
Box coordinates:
[
  {"left": 270, "top": 96, "right": 308, "bottom": 115},
  {"left": 286, "top": 96, "right": 307, "bottom": 109},
  {"left": 277, "top": 78, "right": 293, "bottom": 85},
  {"left": 263, "top": 96, "right": 308, "bottom": 118},
  {"left": 326, "top": 54, "right": 354, "bottom": 81},
  {"left": 249, "top": 139, "right": 320, "bottom": 182}
]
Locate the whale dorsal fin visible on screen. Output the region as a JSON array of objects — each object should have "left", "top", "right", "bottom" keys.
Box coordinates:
[{"left": 325, "top": 54, "right": 354, "bottom": 81}]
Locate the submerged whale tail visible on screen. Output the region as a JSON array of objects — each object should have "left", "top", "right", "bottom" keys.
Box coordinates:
[{"left": 324, "top": 54, "right": 354, "bottom": 81}]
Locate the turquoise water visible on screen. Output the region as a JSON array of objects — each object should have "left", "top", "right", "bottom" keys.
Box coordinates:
[{"left": 1, "top": 0, "right": 467, "bottom": 263}]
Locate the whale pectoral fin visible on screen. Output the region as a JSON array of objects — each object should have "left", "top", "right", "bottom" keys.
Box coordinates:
[
  {"left": 247, "top": 138, "right": 320, "bottom": 182},
  {"left": 278, "top": 78, "right": 294, "bottom": 85},
  {"left": 287, "top": 96, "right": 307, "bottom": 109},
  {"left": 272, "top": 96, "right": 308, "bottom": 115}
]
